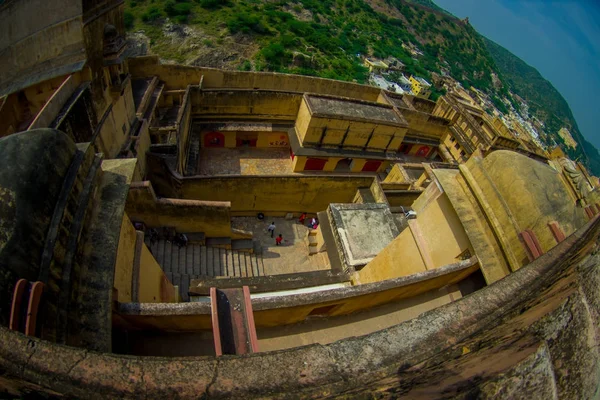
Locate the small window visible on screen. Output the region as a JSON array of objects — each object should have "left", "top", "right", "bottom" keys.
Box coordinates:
[
  {"left": 449, "top": 136, "right": 456, "bottom": 143},
  {"left": 460, "top": 150, "right": 466, "bottom": 157}
]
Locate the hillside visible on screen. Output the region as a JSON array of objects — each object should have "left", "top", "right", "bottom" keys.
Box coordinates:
[
  {"left": 124, "top": 0, "right": 600, "bottom": 174},
  {"left": 484, "top": 37, "right": 600, "bottom": 175},
  {"left": 125, "top": 0, "right": 498, "bottom": 91}
]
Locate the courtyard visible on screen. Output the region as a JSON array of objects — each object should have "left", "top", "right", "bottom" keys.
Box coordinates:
[{"left": 231, "top": 216, "right": 331, "bottom": 275}]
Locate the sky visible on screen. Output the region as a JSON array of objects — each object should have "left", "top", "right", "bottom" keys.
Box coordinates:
[{"left": 433, "top": 0, "right": 600, "bottom": 149}]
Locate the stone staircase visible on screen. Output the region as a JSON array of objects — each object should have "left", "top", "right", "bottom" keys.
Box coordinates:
[{"left": 146, "top": 239, "right": 265, "bottom": 301}]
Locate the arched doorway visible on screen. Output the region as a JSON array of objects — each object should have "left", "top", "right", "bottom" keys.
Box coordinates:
[
  {"left": 416, "top": 146, "right": 431, "bottom": 157},
  {"left": 204, "top": 131, "right": 225, "bottom": 147},
  {"left": 334, "top": 158, "right": 352, "bottom": 172}
]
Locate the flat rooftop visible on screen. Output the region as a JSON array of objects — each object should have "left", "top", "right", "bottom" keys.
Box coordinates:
[
  {"left": 197, "top": 147, "right": 293, "bottom": 175},
  {"left": 329, "top": 203, "right": 399, "bottom": 269},
  {"left": 305, "top": 95, "right": 405, "bottom": 126}
]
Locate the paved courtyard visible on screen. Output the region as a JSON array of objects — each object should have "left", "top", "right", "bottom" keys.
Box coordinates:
[
  {"left": 232, "top": 217, "right": 331, "bottom": 275},
  {"left": 197, "top": 147, "right": 293, "bottom": 175}
]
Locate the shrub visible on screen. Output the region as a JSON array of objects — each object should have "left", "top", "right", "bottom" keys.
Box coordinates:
[
  {"left": 124, "top": 11, "right": 135, "bottom": 29},
  {"left": 164, "top": 0, "right": 192, "bottom": 17},
  {"left": 239, "top": 60, "right": 252, "bottom": 71},
  {"left": 199, "top": 0, "right": 226, "bottom": 8},
  {"left": 142, "top": 6, "right": 162, "bottom": 22},
  {"left": 227, "top": 13, "right": 267, "bottom": 34}
]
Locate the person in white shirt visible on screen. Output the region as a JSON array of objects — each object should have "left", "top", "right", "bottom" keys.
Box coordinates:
[{"left": 267, "top": 222, "right": 276, "bottom": 238}]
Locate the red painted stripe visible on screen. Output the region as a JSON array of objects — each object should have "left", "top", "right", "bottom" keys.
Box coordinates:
[
  {"left": 210, "top": 287, "right": 222, "bottom": 357},
  {"left": 9, "top": 279, "right": 27, "bottom": 332},
  {"left": 243, "top": 286, "right": 259, "bottom": 354},
  {"left": 25, "top": 282, "right": 44, "bottom": 337}
]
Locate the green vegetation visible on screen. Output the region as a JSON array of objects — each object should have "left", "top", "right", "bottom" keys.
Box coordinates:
[
  {"left": 125, "top": 0, "right": 502, "bottom": 84},
  {"left": 124, "top": 0, "right": 599, "bottom": 173}
]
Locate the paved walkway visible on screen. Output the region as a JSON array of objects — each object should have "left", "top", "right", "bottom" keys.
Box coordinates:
[
  {"left": 232, "top": 216, "right": 330, "bottom": 275},
  {"left": 197, "top": 147, "right": 293, "bottom": 175}
]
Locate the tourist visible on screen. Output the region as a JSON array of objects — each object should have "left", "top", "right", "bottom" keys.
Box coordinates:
[
  {"left": 299, "top": 212, "right": 307, "bottom": 225},
  {"left": 310, "top": 217, "right": 319, "bottom": 229},
  {"left": 276, "top": 234, "right": 283, "bottom": 246},
  {"left": 267, "top": 222, "right": 276, "bottom": 238}
]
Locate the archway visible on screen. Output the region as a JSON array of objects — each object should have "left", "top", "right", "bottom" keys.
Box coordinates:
[{"left": 204, "top": 131, "right": 225, "bottom": 147}]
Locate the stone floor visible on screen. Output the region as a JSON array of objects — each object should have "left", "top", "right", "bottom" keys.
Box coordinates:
[
  {"left": 197, "top": 147, "right": 293, "bottom": 176},
  {"left": 232, "top": 216, "right": 331, "bottom": 275}
]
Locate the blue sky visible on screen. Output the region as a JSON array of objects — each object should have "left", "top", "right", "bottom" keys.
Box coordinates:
[{"left": 433, "top": 0, "right": 600, "bottom": 149}]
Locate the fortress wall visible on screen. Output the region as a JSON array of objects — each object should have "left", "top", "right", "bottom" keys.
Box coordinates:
[
  {"left": 1, "top": 216, "right": 599, "bottom": 397},
  {"left": 115, "top": 258, "right": 478, "bottom": 331},
  {"left": 193, "top": 89, "right": 302, "bottom": 121},
  {"left": 128, "top": 56, "right": 381, "bottom": 101},
  {"left": 179, "top": 175, "right": 375, "bottom": 215},
  {"left": 125, "top": 181, "right": 233, "bottom": 237},
  {"left": 0, "top": 0, "right": 86, "bottom": 96}
]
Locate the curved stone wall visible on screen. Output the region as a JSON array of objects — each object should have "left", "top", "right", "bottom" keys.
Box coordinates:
[
  {"left": 0, "top": 129, "right": 77, "bottom": 325},
  {"left": 1, "top": 216, "right": 598, "bottom": 398}
]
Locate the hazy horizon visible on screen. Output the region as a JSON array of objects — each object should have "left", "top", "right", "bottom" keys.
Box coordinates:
[{"left": 433, "top": 0, "right": 600, "bottom": 151}]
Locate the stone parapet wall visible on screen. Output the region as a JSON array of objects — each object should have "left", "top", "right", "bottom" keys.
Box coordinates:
[{"left": 0, "top": 216, "right": 599, "bottom": 398}]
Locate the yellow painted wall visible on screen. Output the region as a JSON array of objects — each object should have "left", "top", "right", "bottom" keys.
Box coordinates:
[
  {"left": 179, "top": 175, "right": 375, "bottom": 214},
  {"left": 118, "top": 261, "right": 479, "bottom": 331},
  {"left": 114, "top": 213, "right": 137, "bottom": 303},
  {"left": 138, "top": 244, "right": 177, "bottom": 303},
  {"left": 126, "top": 181, "right": 233, "bottom": 237},
  {"left": 193, "top": 90, "right": 302, "bottom": 121},
  {"left": 354, "top": 228, "right": 426, "bottom": 284},
  {"left": 95, "top": 77, "right": 136, "bottom": 159},
  {"left": 414, "top": 193, "right": 473, "bottom": 267},
  {"left": 128, "top": 56, "right": 382, "bottom": 100}
]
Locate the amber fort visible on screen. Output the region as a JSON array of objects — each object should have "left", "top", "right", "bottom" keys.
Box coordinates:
[{"left": 1, "top": 0, "right": 600, "bottom": 398}]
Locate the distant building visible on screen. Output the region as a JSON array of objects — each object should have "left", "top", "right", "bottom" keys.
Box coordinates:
[
  {"left": 396, "top": 75, "right": 412, "bottom": 92},
  {"left": 409, "top": 76, "right": 432, "bottom": 99},
  {"left": 558, "top": 127, "right": 578, "bottom": 149},
  {"left": 364, "top": 58, "right": 388, "bottom": 74},
  {"left": 384, "top": 56, "right": 405, "bottom": 71}
]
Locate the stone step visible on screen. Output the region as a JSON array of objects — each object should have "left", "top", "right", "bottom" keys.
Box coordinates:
[{"left": 231, "top": 239, "right": 253, "bottom": 252}]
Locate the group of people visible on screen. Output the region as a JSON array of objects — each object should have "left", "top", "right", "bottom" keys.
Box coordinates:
[
  {"left": 266, "top": 222, "right": 284, "bottom": 246},
  {"left": 266, "top": 214, "right": 319, "bottom": 246},
  {"left": 298, "top": 213, "right": 318, "bottom": 229}
]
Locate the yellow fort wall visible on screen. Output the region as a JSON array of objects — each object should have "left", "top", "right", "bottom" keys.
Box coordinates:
[
  {"left": 126, "top": 181, "right": 233, "bottom": 237},
  {"left": 138, "top": 243, "right": 177, "bottom": 303},
  {"left": 128, "top": 56, "right": 382, "bottom": 101},
  {"left": 179, "top": 175, "right": 375, "bottom": 215},
  {"left": 114, "top": 213, "right": 138, "bottom": 303}
]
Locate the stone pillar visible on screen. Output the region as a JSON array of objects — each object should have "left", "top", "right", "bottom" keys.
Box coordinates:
[
  {"left": 292, "top": 156, "right": 307, "bottom": 172},
  {"left": 350, "top": 159, "right": 367, "bottom": 172},
  {"left": 322, "top": 157, "right": 342, "bottom": 172}
]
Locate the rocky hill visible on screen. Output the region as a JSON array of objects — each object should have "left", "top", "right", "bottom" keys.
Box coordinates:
[{"left": 125, "top": 0, "right": 600, "bottom": 174}]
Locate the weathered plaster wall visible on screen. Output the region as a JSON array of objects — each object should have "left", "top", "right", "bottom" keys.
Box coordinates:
[
  {"left": 0, "top": 216, "right": 599, "bottom": 398},
  {"left": 138, "top": 244, "right": 176, "bottom": 303},
  {"left": 0, "top": 0, "right": 85, "bottom": 96},
  {"left": 193, "top": 89, "right": 302, "bottom": 121},
  {"left": 125, "top": 181, "right": 233, "bottom": 237},
  {"left": 356, "top": 227, "right": 427, "bottom": 284},
  {"left": 128, "top": 56, "right": 382, "bottom": 101},
  {"left": 178, "top": 175, "right": 375, "bottom": 214},
  {"left": 114, "top": 214, "right": 137, "bottom": 303},
  {"left": 95, "top": 77, "right": 136, "bottom": 159}
]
